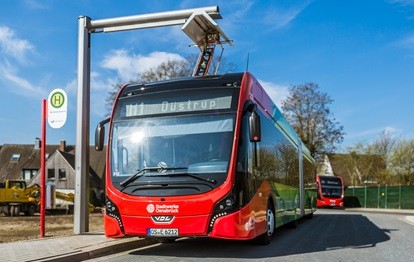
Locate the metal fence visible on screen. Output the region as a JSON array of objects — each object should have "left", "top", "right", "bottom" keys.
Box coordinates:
[{"left": 344, "top": 185, "right": 414, "bottom": 209}]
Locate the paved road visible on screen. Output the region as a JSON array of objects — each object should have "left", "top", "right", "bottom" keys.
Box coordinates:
[{"left": 89, "top": 209, "right": 414, "bottom": 261}]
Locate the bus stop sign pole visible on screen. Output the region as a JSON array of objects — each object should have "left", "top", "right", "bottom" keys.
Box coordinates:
[{"left": 40, "top": 99, "right": 46, "bottom": 238}]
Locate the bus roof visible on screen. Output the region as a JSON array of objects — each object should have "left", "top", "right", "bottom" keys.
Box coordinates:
[
  {"left": 243, "top": 72, "right": 313, "bottom": 162},
  {"left": 119, "top": 73, "right": 244, "bottom": 98}
]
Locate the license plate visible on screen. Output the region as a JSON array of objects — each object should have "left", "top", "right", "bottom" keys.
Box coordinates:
[{"left": 147, "top": 228, "right": 179, "bottom": 237}]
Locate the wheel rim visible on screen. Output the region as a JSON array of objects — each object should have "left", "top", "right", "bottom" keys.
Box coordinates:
[{"left": 266, "top": 208, "right": 275, "bottom": 236}]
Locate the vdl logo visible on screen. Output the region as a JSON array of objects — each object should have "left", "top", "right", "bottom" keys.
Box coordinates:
[
  {"left": 151, "top": 216, "right": 174, "bottom": 223},
  {"left": 50, "top": 91, "right": 65, "bottom": 109}
]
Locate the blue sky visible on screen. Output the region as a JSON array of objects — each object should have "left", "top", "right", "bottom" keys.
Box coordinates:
[{"left": 1, "top": 0, "right": 413, "bottom": 151}]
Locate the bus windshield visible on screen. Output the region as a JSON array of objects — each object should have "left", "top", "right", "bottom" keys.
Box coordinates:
[
  {"left": 320, "top": 176, "right": 343, "bottom": 198},
  {"left": 110, "top": 114, "right": 234, "bottom": 189}
]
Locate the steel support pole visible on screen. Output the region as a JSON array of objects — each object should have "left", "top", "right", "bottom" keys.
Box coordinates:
[
  {"left": 74, "top": 6, "right": 222, "bottom": 235},
  {"left": 364, "top": 186, "right": 367, "bottom": 208},
  {"left": 377, "top": 185, "right": 380, "bottom": 208},
  {"left": 399, "top": 185, "right": 402, "bottom": 209},
  {"left": 89, "top": 6, "right": 220, "bottom": 32},
  {"left": 74, "top": 16, "right": 91, "bottom": 234},
  {"left": 298, "top": 142, "right": 305, "bottom": 216}
]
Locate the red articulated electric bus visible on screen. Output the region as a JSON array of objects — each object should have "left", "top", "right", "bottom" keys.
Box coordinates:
[
  {"left": 95, "top": 72, "right": 317, "bottom": 245},
  {"left": 316, "top": 175, "right": 344, "bottom": 208}
]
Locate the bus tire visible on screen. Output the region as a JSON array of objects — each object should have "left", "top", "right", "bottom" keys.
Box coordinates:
[{"left": 255, "top": 202, "right": 275, "bottom": 245}]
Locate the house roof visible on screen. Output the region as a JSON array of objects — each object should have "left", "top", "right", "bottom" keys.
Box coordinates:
[
  {"left": 0, "top": 144, "right": 63, "bottom": 180},
  {"left": 326, "top": 153, "right": 386, "bottom": 186},
  {"left": 60, "top": 147, "right": 106, "bottom": 173},
  {"left": 63, "top": 147, "right": 106, "bottom": 180},
  {"left": 56, "top": 150, "right": 103, "bottom": 188},
  {"left": 59, "top": 150, "right": 75, "bottom": 169},
  {"left": 89, "top": 148, "right": 106, "bottom": 180}
]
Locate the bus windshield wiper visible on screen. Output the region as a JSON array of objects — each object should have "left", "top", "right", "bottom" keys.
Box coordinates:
[
  {"left": 147, "top": 171, "right": 217, "bottom": 185},
  {"left": 183, "top": 172, "right": 217, "bottom": 184},
  {"left": 120, "top": 166, "right": 189, "bottom": 187},
  {"left": 120, "top": 167, "right": 158, "bottom": 187}
]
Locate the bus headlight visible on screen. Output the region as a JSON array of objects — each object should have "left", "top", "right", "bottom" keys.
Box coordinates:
[
  {"left": 208, "top": 194, "right": 237, "bottom": 233},
  {"left": 105, "top": 195, "right": 124, "bottom": 234}
]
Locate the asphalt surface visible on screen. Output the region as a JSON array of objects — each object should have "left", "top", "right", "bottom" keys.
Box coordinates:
[{"left": 1, "top": 208, "right": 413, "bottom": 262}]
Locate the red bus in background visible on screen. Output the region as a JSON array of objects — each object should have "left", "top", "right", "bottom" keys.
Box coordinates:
[
  {"left": 95, "top": 72, "right": 317, "bottom": 245},
  {"left": 316, "top": 175, "right": 344, "bottom": 208}
]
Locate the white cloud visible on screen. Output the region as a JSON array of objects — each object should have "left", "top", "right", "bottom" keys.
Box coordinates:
[
  {"left": 262, "top": 1, "right": 312, "bottom": 30},
  {"left": 63, "top": 77, "right": 77, "bottom": 97},
  {"left": 397, "top": 34, "right": 414, "bottom": 48},
  {"left": 100, "top": 50, "right": 185, "bottom": 81},
  {"left": 259, "top": 79, "right": 289, "bottom": 108},
  {"left": 348, "top": 126, "right": 402, "bottom": 140},
  {"left": 62, "top": 71, "right": 115, "bottom": 118},
  {"left": 388, "top": 0, "right": 414, "bottom": 6},
  {"left": 222, "top": 0, "right": 255, "bottom": 21},
  {"left": 340, "top": 126, "right": 404, "bottom": 149},
  {"left": 90, "top": 71, "right": 112, "bottom": 92},
  {"left": 0, "top": 60, "right": 46, "bottom": 97},
  {"left": 0, "top": 26, "right": 46, "bottom": 98},
  {"left": 68, "top": 48, "right": 187, "bottom": 119},
  {"left": 0, "top": 25, "right": 34, "bottom": 64},
  {"left": 24, "top": 0, "right": 49, "bottom": 9},
  {"left": 263, "top": 8, "right": 301, "bottom": 30}
]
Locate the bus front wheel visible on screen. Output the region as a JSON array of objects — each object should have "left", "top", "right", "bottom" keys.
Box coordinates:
[{"left": 255, "top": 203, "right": 275, "bottom": 245}]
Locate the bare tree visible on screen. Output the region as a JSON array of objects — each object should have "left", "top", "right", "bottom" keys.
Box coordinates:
[
  {"left": 345, "top": 131, "right": 407, "bottom": 186},
  {"left": 105, "top": 58, "right": 192, "bottom": 114},
  {"left": 366, "top": 130, "right": 396, "bottom": 167},
  {"left": 281, "top": 83, "right": 345, "bottom": 160},
  {"left": 105, "top": 81, "right": 127, "bottom": 116},
  {"left": 186, "top": 53, "right": 237, "bottom": 75},
  {"left": 140, "top": 59, "right": 192, "bottom": 81},
  {"left": 105, "top": 56, "right": 237, "bottom": 114},
  {"left": 389, "top": 139, "right": 414, "bottom": 185}
]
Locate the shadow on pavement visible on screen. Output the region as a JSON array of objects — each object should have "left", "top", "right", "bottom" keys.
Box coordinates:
[{"left": 128, "top": 212, "right": 392, "bottom": 259}]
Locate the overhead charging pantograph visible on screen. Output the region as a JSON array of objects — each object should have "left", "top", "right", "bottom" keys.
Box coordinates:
[{"left": 181, "top": 10, "right": 233, "bottom": 76}]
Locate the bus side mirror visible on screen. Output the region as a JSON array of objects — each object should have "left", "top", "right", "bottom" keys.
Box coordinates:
[
  {"left": 249, "top": 111, "right": 261, "bottom": 142},
  {"left": 95, "top": 117, "right": 110, "bottom": 151}
]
